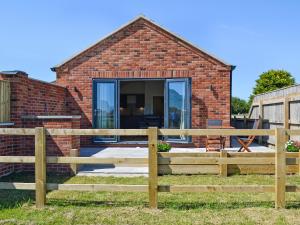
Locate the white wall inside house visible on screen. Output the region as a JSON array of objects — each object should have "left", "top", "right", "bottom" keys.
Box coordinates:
[{"left": 120, "top": 80, "right": 164, "bottom": 115}]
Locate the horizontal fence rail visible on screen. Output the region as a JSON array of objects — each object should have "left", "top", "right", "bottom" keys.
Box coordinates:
[
  {"left": 0, "top": 128, "right": 281, "bottom": 136},
  {"left": 0, "top": 127, "right": 299, "bottom": 209},
  {"left": 1, "top": 154, "right": 298, "bottom": 166},
  {"left": 1, "top": 182, "right": 299, "bottom": 193}
]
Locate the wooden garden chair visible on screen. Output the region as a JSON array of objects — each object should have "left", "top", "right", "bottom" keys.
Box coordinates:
[
  {"left": 206, "top": 119, "right": 226, "bottom": 152},
  {"left": 236, "top": 119, "right": 260, "bottom": 152}
]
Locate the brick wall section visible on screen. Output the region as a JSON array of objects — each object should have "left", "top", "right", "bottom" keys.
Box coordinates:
[
  {"left": 0, "top": 72, "right": 80, "bottom": 175},
  {"left": 0, "top": 72, "right": 67, "bottom": 123},
  {"left": 22, "top": 118, "right": 80, "bottom": 173},
  {"left": 55, "top": 18, "right": 232, "bottom": 147},
  {"left": 0, "top": 124, "right": 16, "bottom": 176}
]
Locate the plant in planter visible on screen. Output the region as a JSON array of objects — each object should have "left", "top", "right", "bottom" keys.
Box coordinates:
[
  {"left": 157, "top": 141, "right": 172, "bottom": 152},
  {"left": 285, "top": 140, "right": 300, "bottom": 152}
]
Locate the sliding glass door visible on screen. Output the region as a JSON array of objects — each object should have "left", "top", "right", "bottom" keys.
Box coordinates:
[
  {"left": 93, "top": 80, "right": 118, "bottom": 142},
  {"left": 164, "top": 78, "right": 191, "bottom": 142}
]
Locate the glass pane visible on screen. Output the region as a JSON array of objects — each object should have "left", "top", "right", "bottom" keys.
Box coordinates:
[
  {"left": 168, "top": 81, "right": 186, "bottom": 140},
  {"left": 95, "top": 82, "right": 116, "bottom": 140}
]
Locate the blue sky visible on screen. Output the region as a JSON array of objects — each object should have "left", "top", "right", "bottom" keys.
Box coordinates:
[{"left": 1, "top": 0, "right": 299, "bottom": 100}]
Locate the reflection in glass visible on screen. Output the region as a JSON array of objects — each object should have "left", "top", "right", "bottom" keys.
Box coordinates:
[
  {"left": 94, "top": 82, "right": 116, "bottom": 141},
  {"left": 168, "top": 81, "right": 186, "bottom": 140}
]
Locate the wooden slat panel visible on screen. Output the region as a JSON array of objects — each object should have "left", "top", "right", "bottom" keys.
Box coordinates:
[
  {"left": 0, "top": 156, "right": 35, "bottom": 163},
  {"left": 158, "top": 157, "right": 218, "bottom": 165},
  {"left": 158, "top": 185, "right": 275, "bottom": 193},
  {"left": 158, "top": 152, "right": 219, "bottom": 157},
  {"left": 159, "top": 152, "right": 298, "bottom": 158},
  {"left": 0, "top": 128, "right": 289, "bottom": 137},
  {"left": 0, "top": 128, "right": 35, "bottom": 135},
  {"left": 46, "top": 156, "right": 148, "bottom": 165},
  {"left": 0, "top": 81, "right": 10, "bottom": 123},
  {"left": 228, "top": 165, "right": 298, "bottom": 174},
  {"left": 158, "top": 157, "right": 275, "bottom": 165},
  {"left": 46, "top": 129, "right": 148, "bottom": 136},
  {"left": 1, "top": 182, "right": 299, "bottom": 193},
  {"left": 228, "top": 152, "right": 275, "bottom": 157},
  {"left": 286, "top": 152, "right": 299, "bottom": 158},
  {"left": 288, "top": 129, "right": 300, "bottom": 136},
  {"left": 161, "top": 152, "right": 274, "bottom": 158},
  {"left": 46, "top": 184, "right": 148, "bottom": 192},
  {"left": 158, "top": 129, "right": 275, "bottom": 136},
  {"left": 0, "top": 182, "right": 35, "bottom": 190}
]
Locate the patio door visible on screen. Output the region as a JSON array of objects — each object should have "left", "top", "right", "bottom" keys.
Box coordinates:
[
  {"left": 93, "top": 80, "right": 118, "bottom": 142},
  {"left": 164, "top": 78, "right": 191, "bottom": 142}
]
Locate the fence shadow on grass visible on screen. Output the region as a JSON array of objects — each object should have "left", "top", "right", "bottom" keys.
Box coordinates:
[
  {"left": 46, "top": 198, "right": 278, "bottom": 210},
  {"left": 47, "top": 198, "right": 300, "bottom": 210},
  {"left": 0, "top": 172, "right": 71, "bottom": 209},
  {"left": 0, "top": 190, "right": 35, "bottom": 209}
]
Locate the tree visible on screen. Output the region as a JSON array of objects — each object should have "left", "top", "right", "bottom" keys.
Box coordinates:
[
  {"left": 249, "top": 69, "right": 295, "bottom": 104},
  {"left": 231, "top": 97, "right": 250, "bottom": 115}
]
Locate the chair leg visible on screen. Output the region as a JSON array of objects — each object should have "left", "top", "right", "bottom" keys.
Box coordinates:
[
  {"left": 243, "top": 144, "right": 251, "bottom": 152},
  {"left": 239, "top": 143, "right": 252, "bottom": 152},
  {"left": 237, "top": 138, "right": 246, "bottom": 152}
]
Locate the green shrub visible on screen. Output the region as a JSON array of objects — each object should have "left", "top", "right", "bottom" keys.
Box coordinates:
[
  {"left": 285, "top": 140, "right": 300, "bottom": 152},
  {"left": 157, "top": 141, "right": 172, "bottom": 152}
]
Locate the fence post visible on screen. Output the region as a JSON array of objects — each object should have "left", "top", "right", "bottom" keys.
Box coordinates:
[
  {"left": 148, "top": 127, "right": 158, "bottom": 209},
  {"left": 275, "top": 128, "right": 286, "bottom": 209},
  {"left": 243, "top": 115, "right": 247, "bottom": 128},
  {"left": 258, "top": 100, "right": 264, "bottom": 144},
  {"left": 70, "top": 148, "right": 79, "bottom": 175},
  {"left": 219, "top": 150, "right": 227, "bottom": 177},
  {"left": 299, "top": 151, "right": 300, "bottom": 176},
  {"left": 35, "top": 127, "right": 46, "bottom": 208},
  {"left": 283, "top": 98, "right": 290, "bottom": 142}
]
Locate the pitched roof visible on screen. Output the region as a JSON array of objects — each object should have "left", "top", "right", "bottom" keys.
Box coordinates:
[{"left": 51, "top": 15, "right": 235, "bottom": 71}]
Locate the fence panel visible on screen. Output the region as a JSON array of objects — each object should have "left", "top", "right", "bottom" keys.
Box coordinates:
[
  {"left": 249, "top": 85, "right": 300, "bottom": 145},
  {"left": 0, "top": 80, "right": 10, "bottom": 122},
  {"left": 0, "top": 127, "right": 299, "bottom": 210}
]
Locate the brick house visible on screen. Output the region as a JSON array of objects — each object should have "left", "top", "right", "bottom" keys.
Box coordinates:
[
  {"left": 0, "top": 16, "right": 234, "bottom": 176},
  {"left": 52, "top": 16, "right": 235, "bottom": 146}
]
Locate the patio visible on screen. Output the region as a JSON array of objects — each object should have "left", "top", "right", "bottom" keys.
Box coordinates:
[{"left": 78, "top": 140, "right": 274, "bottom": 177}]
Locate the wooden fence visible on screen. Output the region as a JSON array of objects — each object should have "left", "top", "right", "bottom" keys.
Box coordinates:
[
  {"left": 249, "top": 85, "right": 300, "bottom": 145},
  {"left": 0, "top": 127, "right": 300, "bottom": 209},
  {"left": 0, "top": 80, "right": 10, "bottom": 122}
]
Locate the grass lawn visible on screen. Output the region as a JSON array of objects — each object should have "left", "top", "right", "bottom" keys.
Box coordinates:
[{"left": 0, "top": 173, "right": 299, "bottom": 225}]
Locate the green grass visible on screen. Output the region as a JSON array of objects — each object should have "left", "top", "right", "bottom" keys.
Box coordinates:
[{"left": 0, "top": 172, "right": 299, "bottom": 225}]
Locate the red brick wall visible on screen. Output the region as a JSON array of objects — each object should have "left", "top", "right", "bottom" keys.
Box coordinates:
[
  {"left": 0, "top": 72, "right": 80, "bottom": 175},
  {"left": 0, "top": 124, "right": 16, "bottom": 176},
  {"left": 0, "top": 72, "right": 67, "bottom": 124},
  {"left": 55, "top": 18, "right": 232, "bottom": 147},
  {"left": 22, "top": 118, "right": 80, "bottom": 173}
]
